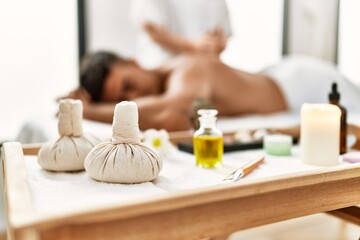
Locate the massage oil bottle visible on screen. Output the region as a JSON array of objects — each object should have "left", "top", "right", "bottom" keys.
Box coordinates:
[
  {"left": 329, "top": 82, "right": 347, "bottom": 154},
  {"left": 193, "top": 109, "right": 223, "bottom": 168}
]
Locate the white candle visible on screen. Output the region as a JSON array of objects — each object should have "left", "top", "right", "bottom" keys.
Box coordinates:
[{"left": 301, "top": 103, "right": 341, "bottom": 166}]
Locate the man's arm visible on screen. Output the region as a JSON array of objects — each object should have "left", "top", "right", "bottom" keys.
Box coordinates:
[
  {"left": 134, "top": 95, "right": 193, "bottom": 131},
  {"left": 59, "top": 87, "right": 194, "bottom": 131},
  {"left": 58, "top": 88, "right": 116, "bottom": 124},
  {"left": 143, "top": 22, "right": 195, "bottom": 54},
  {"left": 144, "top": 23, "right": 227, "bottom": 56},
  {"left": 82, "top": 103, "right": 116, "bottom": 124},
  {"left": 82, "top": 95, "right": 193, "bottom": 131}
]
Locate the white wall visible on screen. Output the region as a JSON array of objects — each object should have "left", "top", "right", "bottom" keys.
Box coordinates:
[
  {"left": 0, "top": 1, "right": 78, "bottom": 232},
  {"left": 87, "top": 0, "right": 137, "bottom": 57},
  {"left": 338, "top": 0, "right": 360, "bottom": 86},
  {"left": 287, "top": 0, "right": 339, "bottom": 63},
  {"left": 222, "top": 0, "right": 283, "bottom": 72},
  {"left": 0, "top": 1, "right": 78, "bottom": 141}
]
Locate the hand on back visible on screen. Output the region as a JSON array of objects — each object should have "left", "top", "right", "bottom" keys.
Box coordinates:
[{"left": 195, "top": 28, "right": 227, "bottom": 55}]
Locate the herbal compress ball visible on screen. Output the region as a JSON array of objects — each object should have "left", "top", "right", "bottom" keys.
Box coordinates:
[
  {"left": 38, "top": 99, "right": 101, "bottom": 171},
  {"left": 85, "top": 101, "right": 162, "bottom": 183}
]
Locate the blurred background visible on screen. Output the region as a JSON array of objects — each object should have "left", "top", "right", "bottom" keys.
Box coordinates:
[
  {"left": 0, "top": 0, "right": 360, "bottom": 234},
  {"left": 1, "top": 0, "right": 360, "bottom": 142}
]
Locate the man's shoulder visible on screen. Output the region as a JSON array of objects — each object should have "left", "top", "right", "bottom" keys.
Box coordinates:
[
  {"left": 156, "top": 55, "right": 194, "bottom": 75},
  {"left": 170, "top": 54, "right": 220, "bottom": 69},
  {"left": 161, "top": 54, "right": 223, "bottom": 85}
]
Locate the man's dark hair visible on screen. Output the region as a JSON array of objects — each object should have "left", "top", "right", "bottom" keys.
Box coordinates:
[{"left": 80, "top": 51, "right": 126, "bottom": 102}]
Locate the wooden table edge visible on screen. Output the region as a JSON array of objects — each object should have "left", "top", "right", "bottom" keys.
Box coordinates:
[{"left": 3, "top": 142, "right": 360, "bottom": 240}]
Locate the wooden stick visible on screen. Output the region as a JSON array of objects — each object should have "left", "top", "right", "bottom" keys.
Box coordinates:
[
  {"left": 223, "top": 155, "right": 265, "bottom": 181},
  {"left": 241, "top": 155, "right": 265, "bottom": 176}
]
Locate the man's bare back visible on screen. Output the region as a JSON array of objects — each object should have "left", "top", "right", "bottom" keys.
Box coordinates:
[
  {"left": 70, "top": 52, "right": 287, "bottom": 131},
  {"left": 158, "top": 55, "right": 287, "bottom": 115}
]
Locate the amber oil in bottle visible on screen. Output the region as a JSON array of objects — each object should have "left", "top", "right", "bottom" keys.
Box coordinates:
[
  {"left": 193, "top": 109, "right": 223, "bottom": 168},
  {"left": 329, "top": 83, "right": 347, "bottom": 154}
]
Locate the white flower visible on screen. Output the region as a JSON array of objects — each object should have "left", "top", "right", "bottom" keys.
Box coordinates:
[{"left": 143, "top": 129, "right": 172, "bottom": 156}]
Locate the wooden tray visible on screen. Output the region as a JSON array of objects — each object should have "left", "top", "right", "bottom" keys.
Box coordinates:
[{"left": 2, "top": 142, "right": 360, "bottom": 240}]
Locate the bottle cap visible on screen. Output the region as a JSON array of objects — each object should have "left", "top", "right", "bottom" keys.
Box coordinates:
[
  {"left": 329, "top": 82, "right": 340, "bottom": 101},
  {"left": 197, "top": 109, "right": 218, "bottom": 129},
  {"left": 197, "top": 109, "right": 218, "bottom": 118}
]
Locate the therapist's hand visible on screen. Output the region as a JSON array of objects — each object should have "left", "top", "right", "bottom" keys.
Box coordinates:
[{"left": 195, "top": 28, "right": 227, "bottom": 55}]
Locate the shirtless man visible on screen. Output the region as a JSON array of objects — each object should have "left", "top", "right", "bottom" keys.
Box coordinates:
[{"left": 66, "top": 51, "right": 287, "bottom": 131}]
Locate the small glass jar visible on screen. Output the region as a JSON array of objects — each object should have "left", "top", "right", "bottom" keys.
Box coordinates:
[{"left": 193, "top": 109, "right": 223, "bottom": 168}]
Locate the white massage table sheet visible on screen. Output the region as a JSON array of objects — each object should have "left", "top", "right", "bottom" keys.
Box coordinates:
[{"left": 24, "top": 146, "right": 352, "bottom": 217}]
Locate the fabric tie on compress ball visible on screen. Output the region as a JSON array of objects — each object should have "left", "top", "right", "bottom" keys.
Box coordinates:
[
  {"left": 58, "top": 99, "right": 83, "bottom": 137},
  {"left": 38, "top": 99, "right": 101, "bottom": 172},
  {"left": 111, "top": 101, "right": 140, "bottom": 144},
  {"left": 84, "top": 101, "right": 163, "bottom": 184}
]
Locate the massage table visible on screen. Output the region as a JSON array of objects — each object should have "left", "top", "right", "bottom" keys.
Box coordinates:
[
  {"left": 15, "top": 111, "right": 304, "bottom": 144},
  {"left": 3, "top": 111, "right": 360, "bottom": 239}
]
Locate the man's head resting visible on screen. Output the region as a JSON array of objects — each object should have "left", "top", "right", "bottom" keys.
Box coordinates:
[
  {"left": 80, "top": 51, "right": 126, "bottom": 102},
  {"left": 80, "top": 51, "right": 159, "bottom": 102}
]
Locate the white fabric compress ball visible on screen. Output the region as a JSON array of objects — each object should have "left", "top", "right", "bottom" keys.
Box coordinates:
[
  {"left": 85, "top": 101, "right": 163, "bottom": 183},
  {"left": 38, "top": 99, "right": 101, "bottom": 171}
]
